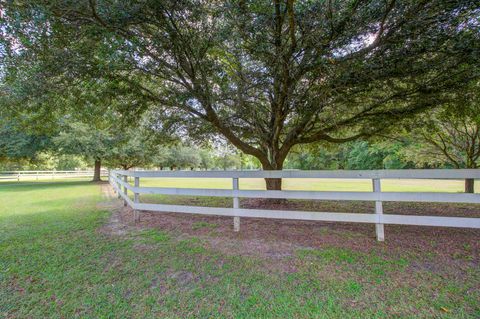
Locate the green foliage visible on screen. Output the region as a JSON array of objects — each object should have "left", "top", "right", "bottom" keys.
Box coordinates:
[
  {"left": 406, "top": 83, "right": 480, "bottom": 169},
  {"left": 345, "top": 142, "right": 411, "bottom": 170},
  {"left": 107, "top": 127, "right": 159, "bottom": 170},
  {"left": 152, "top": 145, "right": 201, "bottom": 170},
  {"left": 151, "top": 145, "right": 243, "bottom": 170},
  {"left": 0, "top": 117, "right": 51, "bottom": 163},
  {"left": 53, "top": 122, "right": 112, "bottom": 163},
  {"left": 198, "top": 149, "right": 214, "bottom": 170},
  {"left": 25, "top": 152, "right": 88, "bottom": 171},
  {"left": 215, "top": 153, "right": 241, "bottom": 170},
  {"left": 240, "top": 153, "right": 262, "bottom": 170},
  {"left": 152, "top": 146, "right": 173, "bottom": 169},
  {"left": 2, "top": 0, "right": 478, "bottom": 172},
  {"left": 169, "top": 146, "right": 201, "bottom": 170},
  {"left": 285, "top": 141, "right": 414, "bottom": 170}
]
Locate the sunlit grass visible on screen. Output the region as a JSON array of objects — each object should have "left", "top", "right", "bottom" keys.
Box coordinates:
[{"left": 135, "top": 177, "right": 478, "bottom": 193}]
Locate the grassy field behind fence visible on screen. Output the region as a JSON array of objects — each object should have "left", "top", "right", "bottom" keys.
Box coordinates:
[
  {"left": 1, "top": 181, "right": 479, "bottom": 318},
  {"left": 131, "top": 177, "right": 480, "bottom": 208},
  {"left": 136, "top": 177, "right": 480, "bottom": 192}
]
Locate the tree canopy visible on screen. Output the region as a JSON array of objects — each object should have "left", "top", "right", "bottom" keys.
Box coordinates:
[
  {"left": 0, "top": 117, "right": 51, "bottom": 163},
  {"left": 1, "top": 0, "right": 479, "bottom": 189}
]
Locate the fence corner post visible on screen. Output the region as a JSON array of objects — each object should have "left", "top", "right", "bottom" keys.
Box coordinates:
[
  {"left": 134, "top": 176, "right": 140, "bottom": 223},
  {"left": 372, "top": 178, "right": 384, "bottom": 241},
  {"left": 233, "top": 177, "right": 240, "bottom": 232}
]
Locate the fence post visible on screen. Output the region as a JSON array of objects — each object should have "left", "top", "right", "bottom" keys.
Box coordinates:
[
  {"left": 134, "top": 176, "right": 140, "bottom": 223},
  {"left": 233, "top": 177, "right": 240, "bottom": 232},
  {"left": 123, "top": 175, "right": 128, "bottom": 206},
  {"left": 372, "top": 178, "right": 384, "bottom": 241},
  {"left": 36, "top": 171, "right": 39, "bottom": 180},
  {"left": 109, "top": 172, "right": 115, "bottom": 193},
  {"left": 113, "top": 173, "right": 122, "bottom": 199},
  {"left": 17, "top": 173, "right": 20, "bottom": 182},
  {"left": 117, "top": 173, "right": 121, "bottom": 199}
]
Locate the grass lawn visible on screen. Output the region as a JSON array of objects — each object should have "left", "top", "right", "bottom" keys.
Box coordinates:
[{"left": 1, "top": 181, "right": 479, "bottom": 318}]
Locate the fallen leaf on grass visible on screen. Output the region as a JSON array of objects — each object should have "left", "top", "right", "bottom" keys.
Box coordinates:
[{"left": 440, "top": 307, "right": 450, "bottom": 313}]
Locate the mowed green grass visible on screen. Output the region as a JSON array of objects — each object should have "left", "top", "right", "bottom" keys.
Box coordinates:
[
  {"left": 133, "top": 177, "right": 479, "bottom": 207},
  {"left": 1, "top": 181, "right": 479, "bottom": 318},
  {"left": 137, "top": 177, "right": 479, "bottom": 192}
]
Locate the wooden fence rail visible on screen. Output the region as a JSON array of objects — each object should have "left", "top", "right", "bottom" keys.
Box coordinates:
[{"left": 109, "top": 169, "right": 480, "bottom": 241}]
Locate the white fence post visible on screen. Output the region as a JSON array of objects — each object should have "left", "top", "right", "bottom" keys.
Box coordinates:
[
  {"left": 373, "top": 178, "right": 385, "bottom": 241},
  {"left": 123, "top": 175, "right": 128, "bottom": 206},
  {"left": 117, "top": 173, "right": 121, "bottom": 199},
  {"left": 110, "top": 172, "right": 115, "bottom": 194},
  {"left": 233, "top": 177, "right": 240, "bottom": 232},
  {"left": 134, "top": 176, "right": 140, "bottom": 223}
]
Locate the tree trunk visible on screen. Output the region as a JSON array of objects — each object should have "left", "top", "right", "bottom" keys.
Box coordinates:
[
  {"left": 262, "top": 160, "right": 284, "bottom": 191},
  {"left": 92, "top": 159, "right": 101, "bottom": 182},
  {"left": 265, "top": 177, "right": 282, "bottom": 190},
  {"left": 260, "top": 160, "right": 285, "bottom": 204},
  {"left": 465, "top": 178, "right": 474, "bottom": 193}
]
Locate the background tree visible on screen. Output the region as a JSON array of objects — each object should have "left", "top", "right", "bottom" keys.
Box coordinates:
[
  {"left": 107, "top": 127, "right": 159, "bottom": 170},
  {"left": 0, "top": 117, "right": 51, "bottom": 167},
  {"left": 345, "top": 141, "right": 411, "bottom": 170},
  {"left": 215, "top": 153, "right": 241, "bottom": 171},
  {"left": 284, "top": 141, "right": 413, "bottom": 170},
  {"left": 53, "top": 122, "right": 112, "bottom": 181},
  {"left": 199, "top": 149, "right": 214, "bottom": 171},
  {"left": 152, "top": 147, "right": 173, "bottom": 170},
  {"left": 407, "top": 86, "right": 480, "bottom": 193},
  {"left": 168, "top": 146, "right": 201, "bottom": 170}
]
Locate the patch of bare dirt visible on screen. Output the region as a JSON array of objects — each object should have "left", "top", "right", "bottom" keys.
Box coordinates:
[
  {"left": 97, "top": 184, "right": 132, "bottom": 236},
  {"left": 114, "top": 198, "right": 480, "bottom": 264}
]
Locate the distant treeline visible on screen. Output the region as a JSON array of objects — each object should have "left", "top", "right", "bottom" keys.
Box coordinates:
[{"left": 0, "top": 140, "right": 459, "bottom": 172}]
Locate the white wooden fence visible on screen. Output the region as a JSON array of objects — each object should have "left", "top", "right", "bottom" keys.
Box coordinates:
[
  {"left": 109, "top": 169, "right": 480, "bottom": 241},
  {"left": 0, "top": 170, "right": 109, "bottom": 181}
]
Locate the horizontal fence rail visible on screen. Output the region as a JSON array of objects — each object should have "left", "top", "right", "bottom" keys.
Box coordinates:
[
  {"left": 0, "top": 170, "right": 109, "bottom": 181},
  {"left": 109, "top": 169, "right": 480, "bottom": 241},
  {"left": 114, "top": 169, "right": 480, "bottom": 179}
]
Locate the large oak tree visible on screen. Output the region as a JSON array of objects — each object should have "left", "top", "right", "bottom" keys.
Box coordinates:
[{"left": 2, "top": 0, "right": 479, "bottom": 189}]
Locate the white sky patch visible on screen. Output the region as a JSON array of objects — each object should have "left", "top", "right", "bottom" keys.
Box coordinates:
[{"left": 332, "top": 31, "right": 377, "bottom": 58}]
